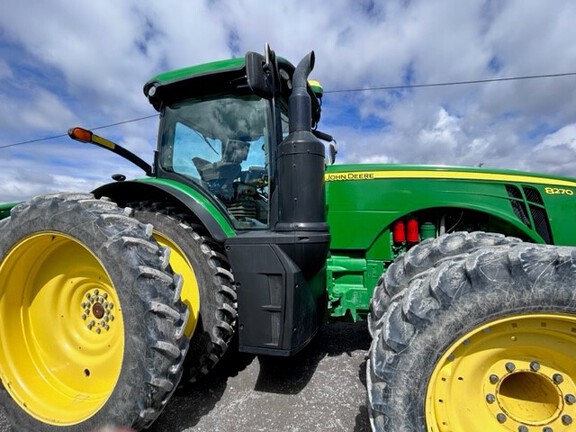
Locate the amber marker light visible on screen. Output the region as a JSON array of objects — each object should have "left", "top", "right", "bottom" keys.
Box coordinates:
[{"left": 68, "top": 127, "right": 93, "bottom": 143}]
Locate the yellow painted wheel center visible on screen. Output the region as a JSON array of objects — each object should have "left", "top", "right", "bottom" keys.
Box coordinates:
[
  {"left": 426, "top": 314, "right": 576, "bottom": 431},
  {"left": 0, "top": 233, "right": 124, "bottom": 425},
  {"left": 153, "top": 231, "right": 200, "bottom": 338}
]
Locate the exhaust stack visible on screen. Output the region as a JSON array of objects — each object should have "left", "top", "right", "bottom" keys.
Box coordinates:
[{"left": 289, "top": 52, "right": 315, "bottom": 133}]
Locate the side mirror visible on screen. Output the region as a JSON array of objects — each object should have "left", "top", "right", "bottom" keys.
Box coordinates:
[
  {"left": 328, "top": 141, "right": 338, "bottom": 165},
  {"left": 311, "top": 130, "right": 337, "bottom": 165},
  {"left": 245, "top": 52, "right": 273, "bottom": 98},
  {"left": 246, "top": 44, "right": 287, "bottom": 99}
]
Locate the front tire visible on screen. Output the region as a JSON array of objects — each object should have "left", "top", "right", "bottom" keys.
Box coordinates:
[
  {"left": 367, "top": 240, "right": 576, "bottom": 431},
  {"left": 0, "top": 194, "right": 188, "bottom": 431}
]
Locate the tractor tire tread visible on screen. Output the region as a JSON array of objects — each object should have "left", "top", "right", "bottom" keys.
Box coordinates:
[
  {"left": 128, "top": 201, "right": 238, "bottom": 384},
  {"left": 367, "top": 237, "right": 576, "bottom": 431},
  {"left": 368, "top": 231, "right": 521, "bottom": 335}
]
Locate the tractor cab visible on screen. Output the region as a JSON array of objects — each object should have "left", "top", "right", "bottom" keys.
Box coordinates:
[
  {"left": 144, "top": 49, "right": 323, "bottom": 231},
  {"left": 156, "top": 92, "right": 278, "bottom": 228}
]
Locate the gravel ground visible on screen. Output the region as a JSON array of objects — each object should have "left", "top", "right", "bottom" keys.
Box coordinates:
[{"left": 0, "top": 321, "right": 372, "bottom": 432}]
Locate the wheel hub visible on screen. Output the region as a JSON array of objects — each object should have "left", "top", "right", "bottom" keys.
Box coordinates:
[
  {"left": 81, "top": 288, "right": 115, "bottom": 333},
  {"left": 426, "top": 313, "right": 576, "bottom": 432},
  {"left": 483, "top": 359, "right": 576, "bottom": 430}
]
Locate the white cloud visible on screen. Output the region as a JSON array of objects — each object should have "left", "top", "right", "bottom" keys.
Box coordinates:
[
  {"left": 538, "top": 124, "right": 576, "bottom": 151},
  {"left": 522, "top": 124, "right": 576, "bottom": 175},
  {"left": 18, "top": 89, "right": 78, "bottom": 131},
  {"left": 417, "top": 108, "right": 461, "bottom": 153}
]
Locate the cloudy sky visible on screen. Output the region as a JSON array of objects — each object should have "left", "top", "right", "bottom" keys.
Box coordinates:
[{"left": 1, "top": 0, "right": 576, "bottom": 202}]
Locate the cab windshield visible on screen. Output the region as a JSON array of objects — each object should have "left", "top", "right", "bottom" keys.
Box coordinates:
[{"left": 160, "top": 95, "right": 276, "bottom": 229}]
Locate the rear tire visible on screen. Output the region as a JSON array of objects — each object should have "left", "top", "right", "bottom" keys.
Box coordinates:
[
  {"left": 130, "top": 203, "right": 237, "bottom": 383},
  {"left": 367, "top": 240, "right": 576, "bottom": 431},
  {"left": 368, "top": 231, "right": 520, "bottom": 335},
  {"left": 0, "top": 193, "right": 188, "bottom": 431}
]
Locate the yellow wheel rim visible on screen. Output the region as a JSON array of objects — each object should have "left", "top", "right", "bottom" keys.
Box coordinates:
[
  {"left": 153, "top": 232, "right": 200, "bottom": 338},
  {"left": 0, "top": 232, "right": 124, "bottom": 425},
  {"left": 426, "top": 313, "right": 576, "bottom": 431}
]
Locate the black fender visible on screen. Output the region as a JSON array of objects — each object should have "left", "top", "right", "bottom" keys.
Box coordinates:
[{"left": 92, "top": 181, "right": 232, "bottom": 242}]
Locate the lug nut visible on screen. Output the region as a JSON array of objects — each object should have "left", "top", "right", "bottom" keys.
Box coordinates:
[
  {"left": 486, "top": 394, "right": 495, "bottom": 403},
  {"left": 489, "top": 374, "right": 499, "bottom": 384},
  {"left": 553, "top": 373, "right": 564, "bottom": 384},
  {"left": 496, "top": 413, "right": 507, "bottom": 423},
  {"left": 565, "top": 394, "right": 576, "bottom": 405},
  {"left": 506, "top": 362, "right": 516, "bottom": 372},
  {"left": 542, "top": 427, "right": 553, "bottom": 432},
  {"left": 530, "top": 361, "right": 541, "bottom": 371},
  {"left": 562, "top": 414, "right": 573, "bottom": 425},
  {"left": 518, "top": 426, "right": 528, "bottom": 432}
]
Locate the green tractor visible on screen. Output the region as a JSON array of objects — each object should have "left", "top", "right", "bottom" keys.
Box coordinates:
[{"left": 1, "top": 45, "right": 576, "bottom": 431}]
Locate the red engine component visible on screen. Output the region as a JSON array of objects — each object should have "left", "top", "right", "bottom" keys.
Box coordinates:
[
  {"left": 393, "top": 220, "right": 406, "bottom": 243},
  {"left": 406, "top": 218, "right": 419, "bottom": 243}
]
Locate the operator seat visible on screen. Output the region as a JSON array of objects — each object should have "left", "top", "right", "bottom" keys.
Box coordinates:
[{"left": 192, "top": 139, "right": 249, "bottom": 198}]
